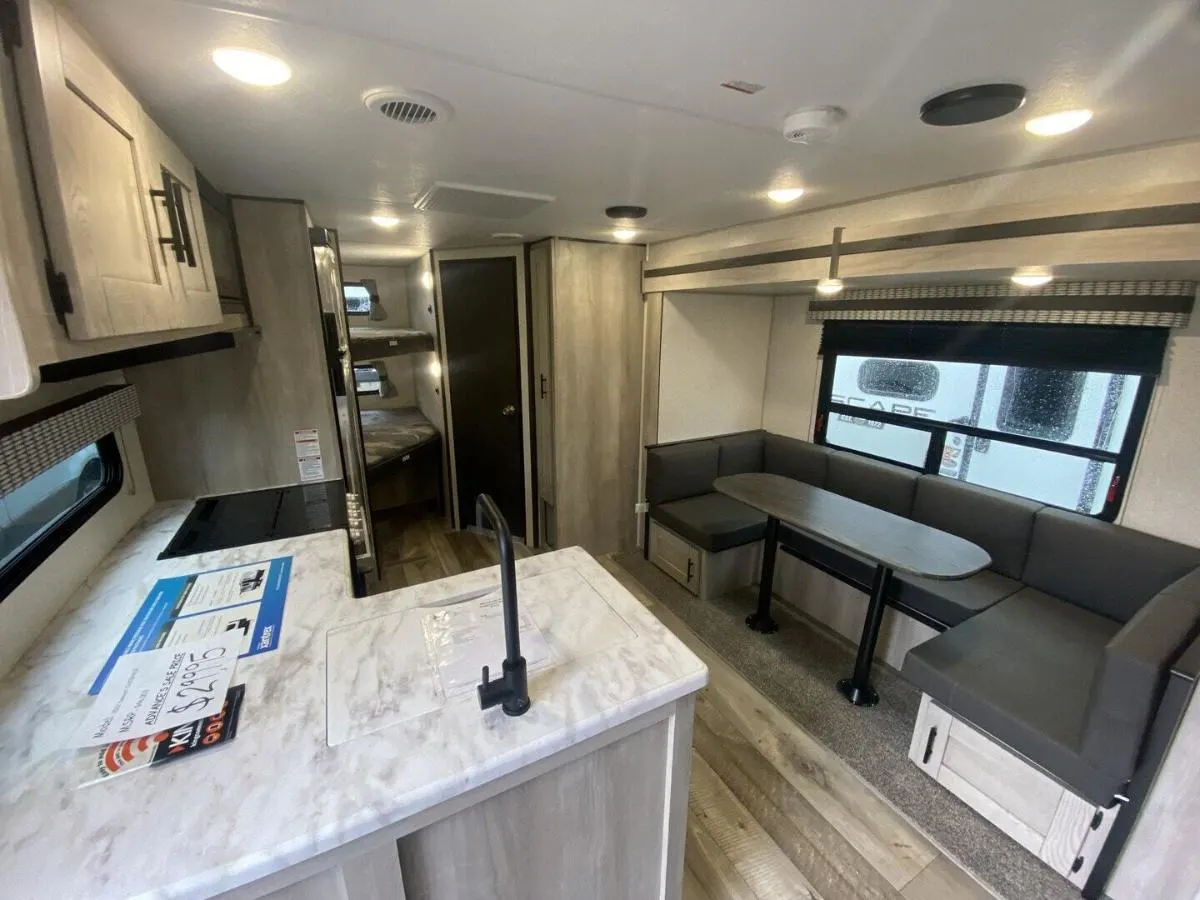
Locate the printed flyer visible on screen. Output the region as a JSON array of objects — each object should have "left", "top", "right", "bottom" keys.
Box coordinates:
[
  {"left": 90, "top": 557, "right": 292, "bottom": 695},
  {"left": 78, "top": 684, "right": 245, "bottom": 787}
]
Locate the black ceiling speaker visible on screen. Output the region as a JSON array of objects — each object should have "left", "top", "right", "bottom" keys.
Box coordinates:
[
  {"left": 920, "top": 84, "right": 1027, "bottom": 126},
  {"left": 605, "top": 205, "right": 648, "bottom": 219}
]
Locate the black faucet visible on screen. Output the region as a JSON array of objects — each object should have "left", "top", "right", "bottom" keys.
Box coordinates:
[{"left": 475, "top": 494, "right": 531, "bottom": 717}]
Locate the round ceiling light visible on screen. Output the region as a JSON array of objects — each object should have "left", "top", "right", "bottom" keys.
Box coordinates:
[
  {"left": 767, "top": 187, "right": 805, "bottom": 204},
  {"left": 606, "top": 205, "right": 648, "bottom": 220},
  {"left": 920, "top": 83, "right": 1026, "bottom": 126},
  {"left": 370, "top": 214, "right": 401, "bottom": 229},
  {"left": 491, "top": 232, "right": 524, "bottom": 240},
  {"left": 1025, "top": 109, "right": 1093, "bottom": 137},
  {"left": 212, "top": 48, "right": 292, "bottom": 87},
  {"left": 1012, "top": 267, "right": 1053, "bottom": 288},
  {"left": 612, "top": 228, "right": 638, "bottom": 242}
]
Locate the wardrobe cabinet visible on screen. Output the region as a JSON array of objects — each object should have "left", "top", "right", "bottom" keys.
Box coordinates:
[
  {"left": 15, "top": 0, "right": 220, "bottom": 342},
  {"left": 529, "top": 238, "right": 644, "bottom": 556}
]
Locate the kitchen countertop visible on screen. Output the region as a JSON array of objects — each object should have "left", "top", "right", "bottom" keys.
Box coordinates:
[{"left": 0, "top": 503, "right": 706, "bottom": 900}]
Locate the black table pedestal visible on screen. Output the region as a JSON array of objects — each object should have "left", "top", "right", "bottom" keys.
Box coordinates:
[
  {"left": 746, "top": 516, "right": 780, "bottom": 634},
  {"left": 837, "top": 563, "right": 894, "bottom": 707}
]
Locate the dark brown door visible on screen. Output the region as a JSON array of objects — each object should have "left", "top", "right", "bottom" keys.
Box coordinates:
[{"left": 439, "top": 257, "right": 527, "bottom": 537}]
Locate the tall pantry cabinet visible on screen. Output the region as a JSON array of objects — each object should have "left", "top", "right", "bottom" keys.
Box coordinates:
[{"left": 529, "top": 238, "right": 643, "bottom": 556}]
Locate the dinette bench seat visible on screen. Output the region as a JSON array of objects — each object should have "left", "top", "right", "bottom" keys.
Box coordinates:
[{"left": 644, "top": 429, "right": 1200, "bottom": 820}]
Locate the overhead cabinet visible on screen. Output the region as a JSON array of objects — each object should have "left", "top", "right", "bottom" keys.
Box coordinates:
[{"left": 17, "top": 0, "right": 221, "bottom": 340}]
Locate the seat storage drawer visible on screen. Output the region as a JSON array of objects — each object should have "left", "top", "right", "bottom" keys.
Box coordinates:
[
  {"left": 908, "top": 694, "right": 1117, "bottom": 887},
  {"left": 648, "top": 520, "right": 701, "bottom": 596}
]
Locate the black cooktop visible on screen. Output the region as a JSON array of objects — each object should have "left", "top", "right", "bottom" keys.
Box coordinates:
[{"left": 158, "top": 481, "right": 348, "bottom": 560}]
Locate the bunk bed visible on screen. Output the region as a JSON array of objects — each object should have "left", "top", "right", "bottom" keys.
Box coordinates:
[
  {"left": 359, "top": 407, "right": 442, "bottom": 512},
  {"left": 348, "top": 327, "right": 435, "bottom": 360}
]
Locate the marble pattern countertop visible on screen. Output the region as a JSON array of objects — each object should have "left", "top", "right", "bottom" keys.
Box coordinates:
[{"left": 0, "top": 503, "right": 706, "bottom": 900}]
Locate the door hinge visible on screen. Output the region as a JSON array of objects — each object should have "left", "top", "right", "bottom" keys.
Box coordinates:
[
  {"left": 1089, "top": 809, "right": 1104, "bottom": 830},
  {"left": 45, "top": 261, "right": 72, "bottom": 323},
  {"left": 0, "top": 0, "right": 21, "bottom": 58},
  {"left": 1070, "top": 856, "right": 1085, "bottom": 874}
]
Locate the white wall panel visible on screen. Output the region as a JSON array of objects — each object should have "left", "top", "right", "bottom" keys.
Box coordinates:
[
  {"left": 656, "top": 292, "right": 772, "bottom": 443},
  {"left": 761, "top": 296, "right": 823, "bottom": 441}
]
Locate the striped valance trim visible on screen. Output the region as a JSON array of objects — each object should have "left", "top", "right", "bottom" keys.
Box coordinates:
[
  {"left": 0, "top": 385, "right": 140, "bottom": 495},
  {"left": 808, "top": 281, "right": 1195, "bottom": 328}
]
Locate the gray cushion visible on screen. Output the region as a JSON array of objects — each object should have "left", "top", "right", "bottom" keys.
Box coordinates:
[
  {"left": 912, "top": 477, "right": 1043, "bottom": 580},
  {"left": 1081, "top": 567, "right": 1200, "bottom": 780},
  {"left": 1023, "top": 508, "right": 1200, "bottom": 623},
  {"left": 650, "top": 493, "right": 767, "bottom": 553},
  {"left": 716, "top": 431, "right": 765, "bottom": 477},
  {"left": 903, "top": 588, "right": 1125, "bottom": 805},
  {"left": 826, "top": 451, "right": 917, "bottom": 517},
  {"left": 891, "top": 569, "right": 1022, "bottom": 628},
  {"left": 645, "top": 441, "right": 719, "bottom": 505},
  {"left": 763, "top": 434, "right": 829, "bottom": 487}
]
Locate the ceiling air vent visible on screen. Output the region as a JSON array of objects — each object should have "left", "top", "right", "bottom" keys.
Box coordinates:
[
  {"left": 363, "top": 89, "right": 452, "bottom": 126},
  {"left": 414, "top": 182, "right": 555, "bottom": 219}
]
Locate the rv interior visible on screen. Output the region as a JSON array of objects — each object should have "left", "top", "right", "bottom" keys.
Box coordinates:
[{"left": 2, "top": 0, "right": 1200, "bottom": 898}]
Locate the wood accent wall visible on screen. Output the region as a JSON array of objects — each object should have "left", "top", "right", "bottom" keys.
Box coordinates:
[
  {"left": 128, "top": 199, "right": 342, "bottom": 500},
  {"left": 541, "top": 239, "right": 644, "bottom": 555},
  {"left": 644, "top": 140, "right": 1200, "bottom": 293}
]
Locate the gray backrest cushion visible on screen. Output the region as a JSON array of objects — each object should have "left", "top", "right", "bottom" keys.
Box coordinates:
[
  {"left": 716, "top": 431, "right": 766, "bottom": 476},
  {"left": 912, "top": 476, "right": 1043, "bottom": 579},
  {"left": 645, "top": 441, "right": 719, "bottom": 505},
  {"left": 763, "top": 434, "right": 829, "bottom": 487},
  {"left": 1023, "top": 508, "right": 1200, "bottom": 623},
  {"left": 825, "top": 451, "right": 917, "bottom": 517},
  {"left": 1082, "top": 567, "right": 1200, "bottom": 777}
]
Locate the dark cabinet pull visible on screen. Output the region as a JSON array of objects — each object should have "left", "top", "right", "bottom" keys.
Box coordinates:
[
  {"left": 151, "top": 171, "right": 186, "bottom": 264},
  {"left": 685, "top": 558, "right": 695, "bottom": 583},
  {"left": 539, "top": 374, "right": 547, "bottom": 399},
  {"left": 171, "top": 178, "right": 197, "bottom": 268},
  {"left": 922, "top": 726, "right": 938, "bottom": 764}
]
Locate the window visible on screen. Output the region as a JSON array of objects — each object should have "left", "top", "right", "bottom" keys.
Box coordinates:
[
  {"left": 818, "top": 349, "right": 1155, "bottom": 519},
  {"left": 354, "top": 365, "right": 382, "bottom": 396},
  {"left": 1, "top": 435, "right": 123, "bottom": 599},
  {"left": 344, "top": 283, "right": 371, "bottom": 316}
]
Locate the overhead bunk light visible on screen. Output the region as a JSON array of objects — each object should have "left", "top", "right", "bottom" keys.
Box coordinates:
[
  {"left": 816, "top": 227, "right": 845, "bottom": 296},
  {"left": 1012, "top": 267, "right": 1054, "bottom": 288}
]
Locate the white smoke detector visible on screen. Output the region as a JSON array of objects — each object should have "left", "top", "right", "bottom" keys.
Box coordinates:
[{"left": 783, "top": 106, "right": 847, "bottom": 145}]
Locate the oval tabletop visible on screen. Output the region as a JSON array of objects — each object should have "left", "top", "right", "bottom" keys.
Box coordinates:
[{"left": 714, "top": 472, "right": 991, "bottom": 581}]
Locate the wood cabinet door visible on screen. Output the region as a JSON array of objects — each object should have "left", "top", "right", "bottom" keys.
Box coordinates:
[
  {"left": 21, "top": 0, "right": 175, "bottom": 340},
  {"left": 140, "top": 115, "right": 222, "bottom": 330}
]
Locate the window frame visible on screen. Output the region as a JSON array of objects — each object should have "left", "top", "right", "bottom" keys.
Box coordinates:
[
  {"left": 0, "top": 433, "right": 124, "bottom": 602},
  {"left": 814, "top": 352, "right": 1155, "bottom": 521}
]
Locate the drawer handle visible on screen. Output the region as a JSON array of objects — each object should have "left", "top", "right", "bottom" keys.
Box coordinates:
[
  {"left": 922, "top": 726, "right": 938, "bottom": 764},
  {"left": 685, "top": 558, "right": 694, "bottom": 582}
]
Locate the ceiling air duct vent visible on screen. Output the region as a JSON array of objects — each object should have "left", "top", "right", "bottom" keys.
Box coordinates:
[
  {"left": 363, "top": 89, "right": 451, "bottom": 126},
  {"left": 414, "top": 182, "right": 555, "bottom": 219}
]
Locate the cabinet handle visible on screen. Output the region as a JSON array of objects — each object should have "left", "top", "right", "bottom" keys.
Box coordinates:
[
  {"left": 151, "top": 172, "right": 186, "bottom": 264},
  {"left": 539, "top": 374, "right": 548, "bottom": 399},
  {"left": 171, "top": 179, "right": 197, "bottom": 268},
  {"left": 922, "top": 726, "right": 938, "bottom": 764},
  {"left": 685, "top": 558, "right": 694, "bottom": 582}
]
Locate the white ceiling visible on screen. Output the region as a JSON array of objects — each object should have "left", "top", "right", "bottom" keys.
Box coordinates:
[{"left": 70, "top": 0, "right": 1200, "bottom": 264}]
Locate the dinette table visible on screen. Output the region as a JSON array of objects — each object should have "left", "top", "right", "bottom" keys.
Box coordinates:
[{"left": 714, "top": 472, "right": 990, "bottom": 706}]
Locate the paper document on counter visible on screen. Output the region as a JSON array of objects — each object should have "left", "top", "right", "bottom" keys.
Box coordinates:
[
  {"left": 422, "top": 594, "right": 554, "bottom": 697},
  {"left": 71, "top": 632, "right": 242, "bottom": 748}
]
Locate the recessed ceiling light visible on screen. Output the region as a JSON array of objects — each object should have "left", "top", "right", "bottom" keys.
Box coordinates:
[
  {"left": 491, "top": 232, "right": 523, "bottom": 240},
  {"left": 612, "top": 228, "right": 638, "bottom": 242},
  {"left": 370, "top": 214, "right": 401, "bottom": 229},
  {"left": 606, "top": 205, "right": 648, "bottom": 220},
  {"left": 1012, "top": 268, "right": 1054, "bottom": 288},
  {"left": 816, "top": 277, "right": 845, "bottom": 297},
  {"left": 1025, "top": 109, "right": 1093, "bottom": 137},
  {"left": 212, "top": 48, "right": 291, "bottom": 87},
  {"left": 767, "top": 187, "right": 805, "bottom": 204}
]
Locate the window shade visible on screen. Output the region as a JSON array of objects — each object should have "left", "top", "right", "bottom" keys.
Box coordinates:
[
  {"left": 818, "top": 322, "right": 1170, "bottom": 376},
  {"left": 0, "top": 385, "right": 139, "bottom": 495}
]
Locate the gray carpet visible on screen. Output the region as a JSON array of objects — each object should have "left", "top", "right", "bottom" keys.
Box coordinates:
[{"left": 614, "top": 551, "right": 1080, "bottom": 900}]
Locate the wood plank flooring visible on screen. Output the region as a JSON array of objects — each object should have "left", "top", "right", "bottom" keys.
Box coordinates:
[{"left": 370, "top": 515, "right": 994, "bottom": 900}]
